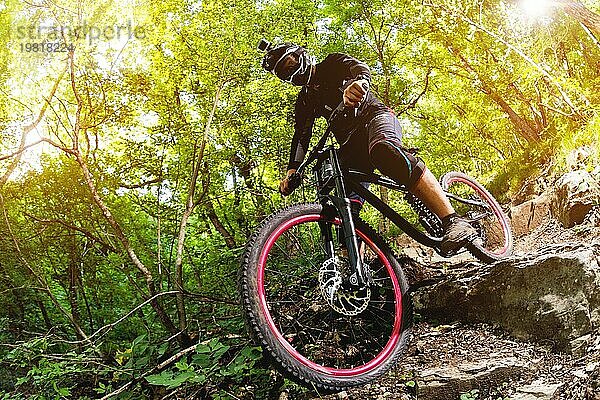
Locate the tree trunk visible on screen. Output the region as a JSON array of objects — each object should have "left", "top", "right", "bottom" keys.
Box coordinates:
[
  {"left": 560, "top": 0, "right": 600, "bottom": 39},
  {"left": 37, "top": 300, "right": 53, "bottom": 330},
  {"left": 0, "top": 193, "right": 90, "bottom": 341},
  {"left": 75, "top": 152, "right": 179, "bottom": 338},
  {"left": 0, "top": 263, "right": 26, "bottom": 325},
  {"left": 205, "top": 201, "right": 237, "bottom": 249},
  {"left": 485, "top": 89, "right": 541, "bottom": 143},
  {"left": 434, "top": 3, "right": 583, "bottom": 117},
  {"left": 68, "top": 238, "right": 83, "bottom": 342},
  {"left": 173, "top": 80, "right": 227, "bottom": 343},
  {"left": 63, "top": 48, "right": 179, "bottom": 340},
  {"left": 447, "top": 45, "right": 541, "bottom": 143}
]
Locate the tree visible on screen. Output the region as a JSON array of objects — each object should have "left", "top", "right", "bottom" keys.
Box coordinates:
[{"left": 559, "top": 0, "right": 600, "bottom": 40}]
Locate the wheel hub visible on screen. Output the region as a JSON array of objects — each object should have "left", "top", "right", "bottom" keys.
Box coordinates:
[{"left": 319, "top": 256, "right": 371, "bottom": 316}]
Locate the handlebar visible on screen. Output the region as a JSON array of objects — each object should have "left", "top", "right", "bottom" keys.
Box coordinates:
[{"left": 294, "top": 101, "right": 352, "bottom": 175}]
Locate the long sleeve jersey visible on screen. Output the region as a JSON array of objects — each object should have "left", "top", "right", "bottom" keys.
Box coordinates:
[{"left": 287, "top": 53, "right": 388, "bottom": 170}]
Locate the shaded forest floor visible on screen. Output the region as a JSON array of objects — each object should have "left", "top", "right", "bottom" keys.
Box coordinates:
[{"left": 294, "top": 219, "right": 600, "bottom": 400}]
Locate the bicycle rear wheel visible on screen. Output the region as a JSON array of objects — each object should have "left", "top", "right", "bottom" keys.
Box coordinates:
[
  {"left": 440, "top": 172, "right": 513, "bottom": 262},
  {"left": 239, "top": 203, "right": 412, "bottom": 392}
]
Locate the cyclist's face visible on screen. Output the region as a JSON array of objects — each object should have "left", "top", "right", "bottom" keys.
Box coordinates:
[{"left": 279, "top": 54, "right": 299, "bottom": 79}]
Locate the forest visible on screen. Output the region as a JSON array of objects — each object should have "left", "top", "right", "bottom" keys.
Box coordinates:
[{"left": 0, "top": 0, "right": 599, "bottom": 398}]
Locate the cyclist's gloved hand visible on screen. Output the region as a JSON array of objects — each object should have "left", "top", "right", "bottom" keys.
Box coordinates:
[
  {"left": 279, "top": 169, "right": 299, "bottom": 196},
  {"left": 343, "top": 79, "right": 369, "bottom": 108}
]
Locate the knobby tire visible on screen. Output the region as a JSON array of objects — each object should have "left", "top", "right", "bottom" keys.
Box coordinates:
[{"left": 239, "top": 203, "right": 413, "bottom": 392}]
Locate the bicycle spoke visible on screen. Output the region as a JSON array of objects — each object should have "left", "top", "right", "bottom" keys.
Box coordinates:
[{"left": 254, "top": 210, "right": 405, "bottom": 374}]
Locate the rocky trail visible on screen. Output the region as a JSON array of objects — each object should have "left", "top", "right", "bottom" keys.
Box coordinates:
[{"left": 294, "top": 168, "right": 600, "bottom": 400}]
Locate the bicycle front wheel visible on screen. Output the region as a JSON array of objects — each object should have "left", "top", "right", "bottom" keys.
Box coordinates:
[
  {"left": 239, "top": 203, "right": 412, "bottom": 392},
  {"left": 440, "top": 171, "right": 513, "bottom": 262}
]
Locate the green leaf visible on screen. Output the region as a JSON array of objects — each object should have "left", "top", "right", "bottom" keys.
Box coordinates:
[
  {"left": 191, "top": 353, "right": 211, "bottom": 368},
  {"left": 15, "top": 376, "right": 29, "bottom": 386},
  {"left": 145, "top": 371, "right": 175, "bottom": 387},
  {"left": 196, "top": 344, "right": 212, "bottom": 354},
  {"left": 240, "top": 346, "right": 262, "bottom": 361},
  {"left": 145, "top": 371, "right": 197, "bottom": 390},
  {"left": 175, "top": 360, "right": 193, "bottom": 372},
  {"left": 157, "top": 342, "right": 169, "bottom": 357}
]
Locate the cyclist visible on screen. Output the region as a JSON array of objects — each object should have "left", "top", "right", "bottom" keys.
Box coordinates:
[{"left": 259, "top": 40, "right": 477, "bottom": 253}]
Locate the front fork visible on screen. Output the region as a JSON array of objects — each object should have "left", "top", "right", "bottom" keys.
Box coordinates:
[{"left": 316, "top": 150, "right": 370, "bottom": 288}]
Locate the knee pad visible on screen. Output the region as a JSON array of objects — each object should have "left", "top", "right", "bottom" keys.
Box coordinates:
[{"left": 370, "top": 141, "right": 425, "bottom": 190}]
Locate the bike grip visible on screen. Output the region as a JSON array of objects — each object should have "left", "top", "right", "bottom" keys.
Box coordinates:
[{"left": 287, "top": 172, "right": 302, "bottom": 191}]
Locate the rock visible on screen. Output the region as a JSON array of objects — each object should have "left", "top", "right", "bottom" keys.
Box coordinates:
[
  {"left": 566, "top": 147, "right": 591, "bottom": 171},
  {"left": 570, "top": 334, "right": 593, "bottom": 357},
  {"left": 572, "top": 369, "right": 588, "bottom": 379},
  {"left": 510, "top": 194, "right": 552, "bottom": 237},
  {"left": 583, "top": 205, "right": 600, "bottom": 227},
  {"left": 514, "top": 380, "right": 562, "bottom": 399},
  {"left": 414, "top": 244, "right": 600, "bottom": 353},
  {"left": 551, "top": 170, "right": 600, "bottom": 228},
  {"left": 417, "top": 358, "right": 528, "bottom": 400}
]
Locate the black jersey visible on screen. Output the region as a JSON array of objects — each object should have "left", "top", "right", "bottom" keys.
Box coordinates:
[{"left": 287, "top": 53, "right": 389, "bottom": 170}]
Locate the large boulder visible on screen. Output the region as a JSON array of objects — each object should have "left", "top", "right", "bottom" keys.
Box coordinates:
[
  {"left": 414, "top": 244, "right": 600, "bottom": 354},
  {"left": 417, "top": 358, "right": 529, "bottom": 400},
  {"left": 551, "top": 170, "right": 600, "bottom": 228},
  {"left": 510, "top": 194, "right": 552, "bottom": 237}
]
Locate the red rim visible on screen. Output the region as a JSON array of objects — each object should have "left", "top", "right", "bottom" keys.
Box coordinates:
[
  {"left": 446, "top": 176, "right": 512, "bottom": 256},
  {"left": 257, "top": 214, "right": 403, "bottom": 377}
]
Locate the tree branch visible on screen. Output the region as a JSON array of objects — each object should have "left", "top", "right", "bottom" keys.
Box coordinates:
[
  {"left": 100, "top": 342, "right": 199, "bottom": 400},
  {"left": 120, "top": 178, "right": 163, "bottom": 189},
  {"left": 0, "top": 63, "right": 68, "bottom": 188},
  {"left": 24, "top": 212, "right": 117, "bottom": 254},
  {"left": 427, "top": 1, "right": 584, "bottom": 118}
]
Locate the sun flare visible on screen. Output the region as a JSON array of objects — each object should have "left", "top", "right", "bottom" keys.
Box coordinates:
[{"left": 520, "top": 0, "right": 553, "bottom": 18}]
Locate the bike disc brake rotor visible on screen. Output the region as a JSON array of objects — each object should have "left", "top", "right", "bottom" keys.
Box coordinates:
[{"left": 319, "top": 257, "right": 371, "bottom": 316}]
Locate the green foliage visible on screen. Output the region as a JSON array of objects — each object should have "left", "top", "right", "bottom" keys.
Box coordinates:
[
  {"left": 1, "top": 338, "right": 99, "bottom": 399},
  {"left": 1, "top": 0, "right": 600, "bottom": 397},
  {"left": 145, "top": 339, "right": 262, "bottom": 390},
  {"left": 460, "top": 389, "right": 480, "bottom": 400}
]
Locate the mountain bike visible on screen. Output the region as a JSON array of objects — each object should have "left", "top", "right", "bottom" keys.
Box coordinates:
[{"left": 238, "top": 103, "right": 513, "bottom": 392}]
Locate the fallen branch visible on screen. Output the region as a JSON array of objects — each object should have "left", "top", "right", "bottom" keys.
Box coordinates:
[
  {"left": 100, "top": 342, "right": 199, "bottom": 400},
  {"left": 61, "top": 291, "right": 180, "bottom": 346}
]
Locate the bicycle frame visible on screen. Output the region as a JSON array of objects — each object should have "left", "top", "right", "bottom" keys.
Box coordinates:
[
  {"left": 293, "top": 105, "right": 494, "bottom": 287},
  {"left": 313, "top": 146, "right": 369, "bottom": 287},
  {"left": 312, "top": 145, "right": 444, "bottom": 286}
]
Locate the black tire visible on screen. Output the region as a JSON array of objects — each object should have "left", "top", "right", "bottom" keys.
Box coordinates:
[
  {"left": 239, "top": 203, "right": 412, "bottom": 392},
  {"left": 440, "top": 172, "right": 513, "bottom": 263}
]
